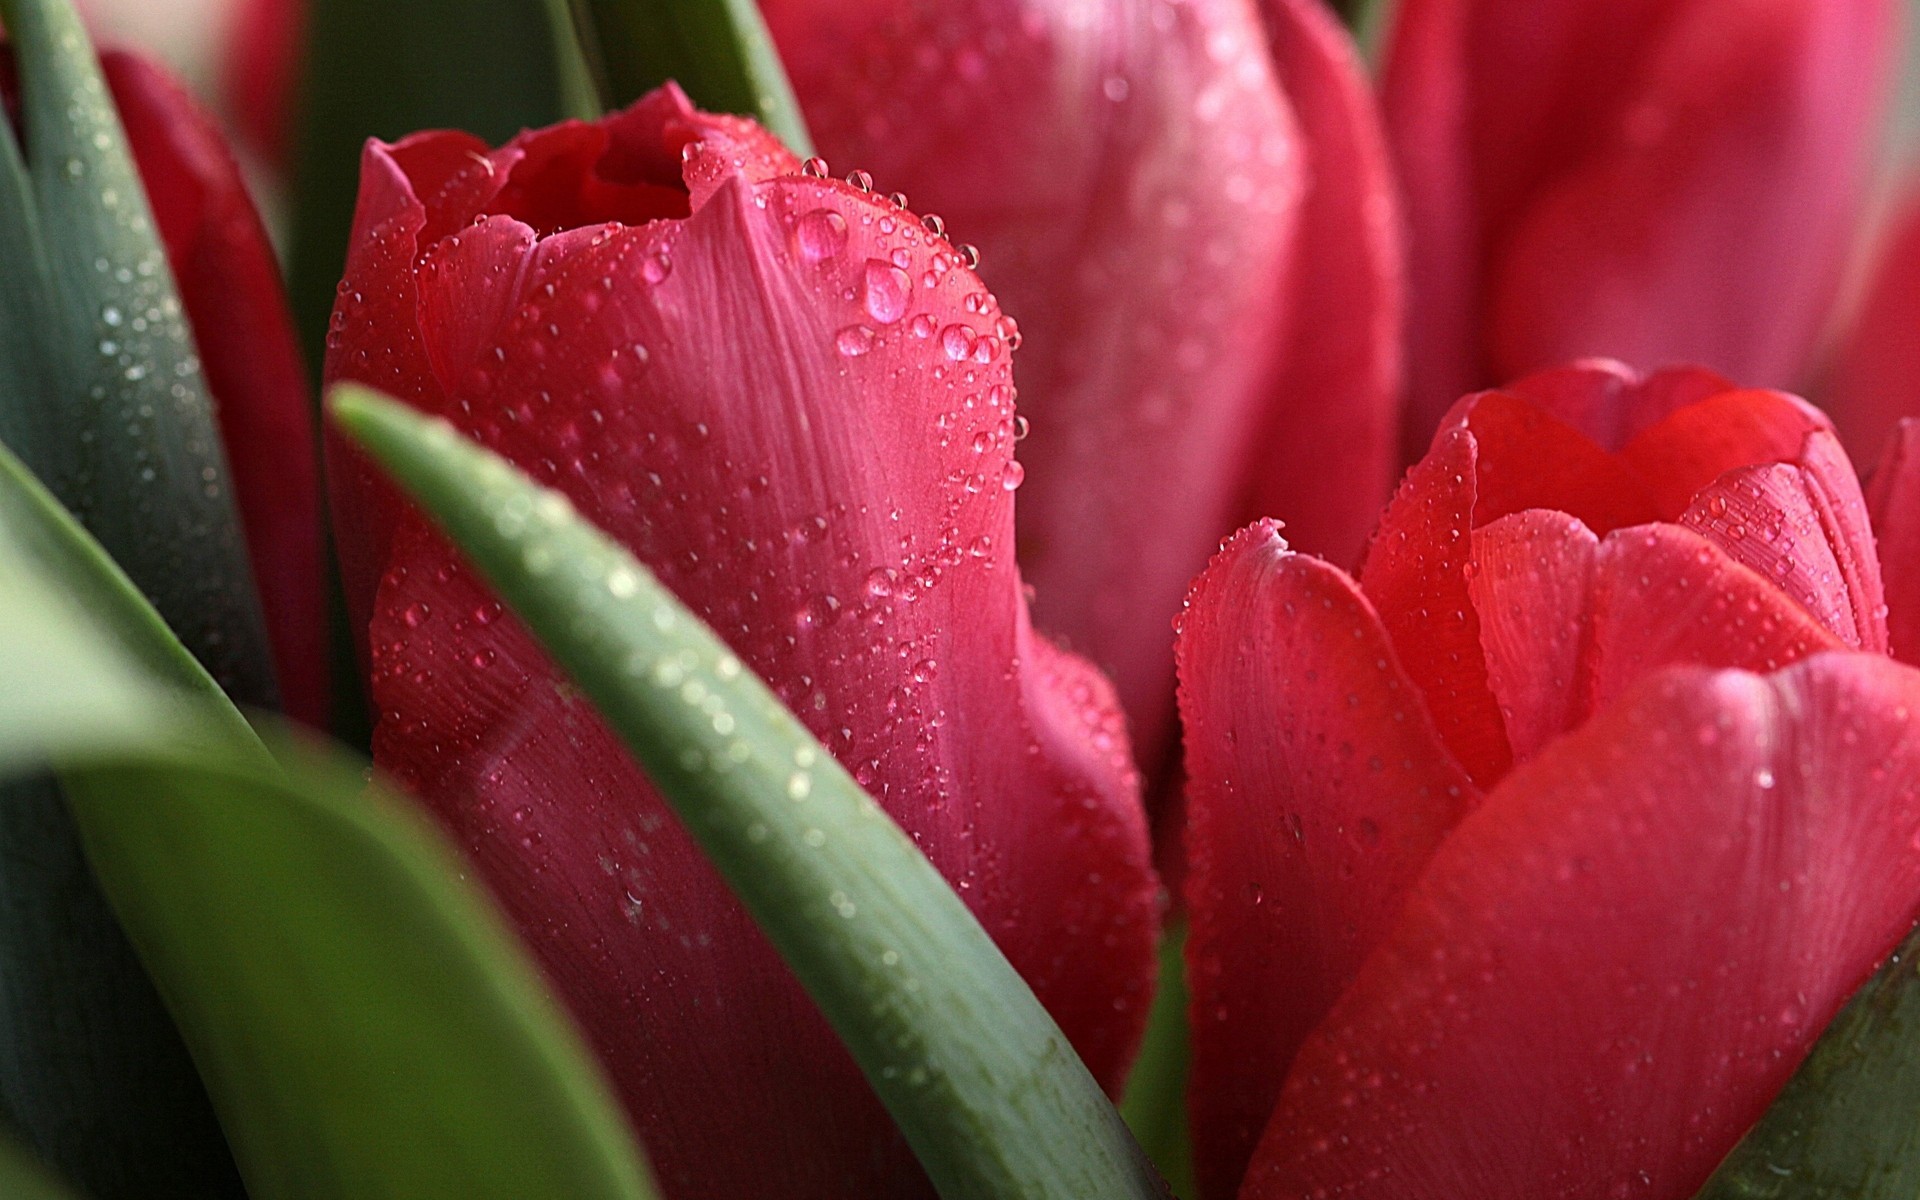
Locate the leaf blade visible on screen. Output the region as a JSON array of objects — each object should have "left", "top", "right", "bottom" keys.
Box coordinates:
[
  {"left": 0, "top": 439, "right": 660, "bottom": 1200},
  {"left": 0, "top": 0, "right": 275, "bottom": 703},
  {"left": 568, "top": 0, "right": 813, "bottom": 154}
]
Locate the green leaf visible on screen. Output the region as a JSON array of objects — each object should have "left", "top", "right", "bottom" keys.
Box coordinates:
[
  {"left": 1694, "top": 923, "right": 1920, "bottom": 1199},
  {"left": 287, "top": 0, "right": 579, "bottom": 382},
  {"left": 1122, "top": 922, "right": 1196, "bottom": 1200},
  {"left": 0, "top": 1133, "right": 85, "bottom": 1200},
  {"left": 66, "top": 740, "right": 664, "bottom": 1200},
  {"left": 0, "top": 392, "right": 249, "bottom": 1195},
  {"left": 0, "top": 445, "right": 661, "bottom": 1200},
  {"left": 567, "top": 0, "right": 814, "bottom": 155},
  {"left": 333, "top": 385, "right": 1169, "bottom": 1200},
  {"left": 0, "top": 0, "right": 275, "bottom": 704}
]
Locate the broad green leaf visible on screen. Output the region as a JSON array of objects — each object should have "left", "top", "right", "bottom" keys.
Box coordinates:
[
  {"left": 0, "top": 1133, "right": 85, "bottom": 1200},
  {"left": 1694, "top": 923, "right": 1920, "bottom": 1199},
  {"left": 1122, "top": 922, "right": 1196, "bottom": 1200},
  {"left": 0, "top": 444, "right": 245, "bottom": 1200},
  {"left": 568, "top": 0, "right": 814, "bottom": 154},
  {"left": 0, "top": 449, "right": 661, "bottom": 1200},
  {"left": 333, "top": 386, "right": 1169, "bottom": 1200},
  {"left": 0, "top": 0, "right": 275, "bottom": 703},
  {"left": 287, "top": 0, "right": 578, "bottom": 378},
  {"left": 66, "top": 741, "right": 664, "bottom": 1200}
]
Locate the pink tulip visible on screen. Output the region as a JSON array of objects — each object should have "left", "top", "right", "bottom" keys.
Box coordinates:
[
  {"left": 764, "top": 0, "right": 1404, "bottom": 772},
  {"left": 322, "top": 87, "right": 1159, "bottom": 1199},
  {"left": 1179, "top": 360, "right": 1920, "bottom": 1199},
  {"left": 1383, "top": 0, "right": 1897, "bottom": 451}
]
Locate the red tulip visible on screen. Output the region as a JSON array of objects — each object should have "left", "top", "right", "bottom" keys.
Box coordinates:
[
  {"left": 322, "top": 87, "right": 1159, "bottom": 1198},
  {"left": 99, "top": 50, "right": 327, "bottom": 727},
  {"left": 1383, "top": 0, "right": 1898, "bottom": 451},
  {"left": 1178, "top": 360, "right": 1920, "bottom": 1199},
  {"left": 764, "top": 0, "right": 1403, "bottom": 772}
]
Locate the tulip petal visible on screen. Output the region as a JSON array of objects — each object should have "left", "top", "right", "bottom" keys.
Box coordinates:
[
  {"left": 1239, "top": 0, "right": 1403, "bottom": 572},
  {"left": 1498, "top": 359, "right": 1734, "bottom": 451},
  {"left": 1385, "top": 0, "right": 1894, "bottom": 441},
  {"left": 103, "top": 52, "right": 328, "bottom": 727},
  {"left": 1466, "top": 509, "right": 1596, "bottom": 761},
  {"left": 1679, "top": 441, "right": 1888, "bottom": 652},
  {"left": 1434, "top": 388, "right": 1659, "bottom": 533},
  {"left": 1244, "top": 653, "right": 1920, "bottom": 1200},
  {"left": 1587, "top": 524, "right": 1844, "bottom": 718},
  {"left": 1867, "top": 419, "right": 1920, "bottom": 665},
  {"left": 332, "top": 100, "right": 1157, "bottom": 1199},
  {"left": 1359, "top": 427, "right": 1510, "bottom": 784},
  {"left": 1485, "top": 0, "right": 1895, "bottom": 390},
  {"left": 1828, "top": 195, "right": 1920, "bottom": 462},
  {"left": 765, "top": 0, "right": 1303, "bottom": 771},
  {"left": 1178, "top": 522, "right": 1474, "bottom": 1200},
  {"left": 1619, "top": 386, "right": 1829, "bottom": 518}
]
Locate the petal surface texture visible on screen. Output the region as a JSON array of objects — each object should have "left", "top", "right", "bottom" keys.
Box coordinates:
[
  {"left": 1179, "top": 523, "right": 1475, "bottom": 1199},
  {"left": 325, "top": 90, "right": 1158, "bottom": 1200},
  {"left": 1868, "top": 420, "right": 1920, "bottom": 665},
  {"left": 767, "top": 0, "right": 1325, "bottom": 769},
  {"left": 1383, "top": 0, "right": 1896, "bottom": 446},
  {"left": 1243, "top": 654, "right": 1920, "bottom": 1200}
]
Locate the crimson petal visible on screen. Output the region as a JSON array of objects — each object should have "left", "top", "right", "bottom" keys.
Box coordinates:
[
  {"left": 765, "top": 0, "right": 1303, "bottom": 772},
  {"left": 1867, "top": 419, "right": 1920, "bottom": 665},
  {"left": 1828, "top": 194, "right": 1920, "bottom": 462},
  {"left": 1466, "top": 509, "right": 1597, "bottom": 762},
  {"left": 1385, "top": 0, "right": 1895, "bottom": 443},
  {"left": 1359, "top": 427, "right": 1511, "bottom": 785},
  {"left": 1586, "top": 524, "right": 1844, "bottom": 722},
  {"left": 1678, "top": 440, "right": 1887, "bottom": 652},
  {"left": 330, "top": 91, "right": 1158, "bottom": 1200},
  {"left": 1238, "top": 0, "right": 1403, "bottom": 572},
  {"left": 1245, "top": 653, "right": 1920, "bottom": 1200},
  {"left": 1178, "top": 522, "right": 1474, "bottom": 1200},
  {"left": 103, "top": 52, "right": 326, "bottom": 725}
]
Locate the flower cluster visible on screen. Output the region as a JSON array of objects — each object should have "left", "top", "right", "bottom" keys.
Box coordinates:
[{"left": 14, "top": 0, "right": 1920, "bottom": 1197}]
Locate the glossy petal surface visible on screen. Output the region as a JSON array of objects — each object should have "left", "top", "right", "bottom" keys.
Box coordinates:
[
  {"left": 1868, "top": 420, "right": 1920, "bottom": 665},
  {"left": 1828, "top": 195, "right": 1920, "bottom": 463},
  {"left": 1178, "top": 523, "right": 1473, "bottom": 1200},
  {"left": 1238, "top": 0, "right": 1403, "bottom": 572},
  {"left": 1384, "top": 0, "right": 1895, "bottom": 444},
  {"left": 104, "top": 52, "right": 326, "bottom": 727},
  {"left": 1245, "top": 654, "right": 1920, "bottom": 1200},
  {"left": 327, "top": 89, "right": 1157, "bottom": 1200},
  {"left": 766, "top": 0, "right": 1301, "bottom": 769},
  {"left": 1586, "top": 525, "right": 1846, "bottom": 717},
  {"left": 1359, "top": 427, "right": 1510, "bottom": 785},
  {"left": 1465, "top": 509, "right": 1596, "bottom": 761}
]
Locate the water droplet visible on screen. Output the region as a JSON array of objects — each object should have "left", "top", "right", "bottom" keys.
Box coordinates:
[
  {"left": 642, "top": 251, "right": 672, "bottom": 284},
  {"left": 836, "top": 325, "right": 876, "bottom": 357},
  {"left": 956, "top": 243, "right": 980, "bottom": 269},
  {"left": 796, "top": 209, "right": 849, "bottom": 262},
  {"left": 1706, "top": 494, "right": 1729, "bottom": 518},
  {"left": 940, "top": 324, "right": 977, "bottom": 360},
  {"left": 801, "top": 157, "right": 829, "bottom": 178},
  {"left": 1001, "top": 460, "right": 1026, "bottom": 490},
  {"left": 402, "top": 601, "right": 432, "bottom": 628},
  {"left": 845, "top": 169, "right": 873, "bottom": 191},
  {"left": 921, "top": 213, "right": 946, "bottom": 237},
  {"left": 864, "top": 260, "right": 912, "bottom": 324}
]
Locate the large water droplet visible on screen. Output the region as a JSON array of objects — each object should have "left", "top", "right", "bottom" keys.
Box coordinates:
[
  {"left": 864, "top": 260, "right": 912, "bottom": 324},
  {"left": 836, "top": 325, "right": 876, "bottom": 357},
  {"left": 797, "top": 209, "right": 849, "bottom": 262}
]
